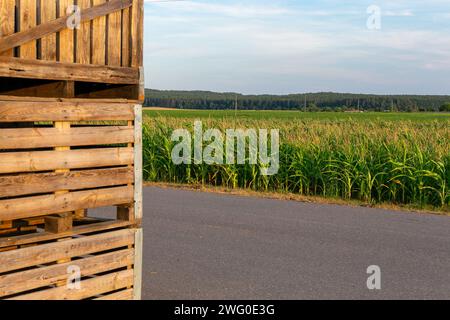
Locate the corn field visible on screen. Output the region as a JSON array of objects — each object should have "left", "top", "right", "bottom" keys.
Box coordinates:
[{"left": 143, "top": 113, "right": 450, "bottom": 210}]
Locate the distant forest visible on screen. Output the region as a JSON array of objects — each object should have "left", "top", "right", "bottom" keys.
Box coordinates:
[{"left": 144, "top": 89, "right": 450, "bottom": 112}]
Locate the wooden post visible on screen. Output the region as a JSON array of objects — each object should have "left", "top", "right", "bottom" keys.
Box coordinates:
[
  {"left": 134, "top": 104, "right": 143, "bottom": 225},
  {"left": 133, "top": 228, "right": 143, "bottom": 300}
]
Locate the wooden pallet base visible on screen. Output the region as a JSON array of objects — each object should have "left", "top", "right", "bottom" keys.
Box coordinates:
[{"left": 0, "top": 226, "right": 143, "bottom": 300}]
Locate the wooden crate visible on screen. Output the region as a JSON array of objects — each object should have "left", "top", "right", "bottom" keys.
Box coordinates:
[
  {"left": 0, "top": 227, "right": 143, "bottom": 300},
  {"left": 0, "top": 0, "right": 144, "bottom": 300},
  {"left": 0, "top": 0, "right": 144, "bottom": 100},
  {"left": 0, "top": 97, "right": 144, "bottom": 299}
]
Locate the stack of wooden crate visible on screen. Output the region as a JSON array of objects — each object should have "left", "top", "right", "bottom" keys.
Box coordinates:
[{"left": 0, "top": 0, "right": 144, "bottom": 300}]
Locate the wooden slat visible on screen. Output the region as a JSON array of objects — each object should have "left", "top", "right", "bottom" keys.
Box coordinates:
[
  {"left": 0, "top": 228, "right": 135, "bottom": 273},
  {"left": 0, "top": 95, "right": 139, "bottom": 103},
  {"left": 92, "top": 0, "right": 107, "bottom": 65},
  {"left": 0, "top": 56, "right": 139, "bottom": 83},
  {"left": 131, "top": 0, "right": 143, "bottom": 67},
  {"left": 108, "top": 0, "right": 122, "bottom": 66},
  {"left": 134, "top": 105, "right": 143, "bottom": 223},
  {"left": 0, "top": 0, "right": 133, "bottom": 54},
  {"left": 0, "top": 0, "right": 15, "bottom": 57},
  {"left": 0, "top": 147, "right": 133, "bottom": 174},
  {"left": 0, "top": 248, "right": 134, "bottom": 297},
  {"left": 121, "top": 7, "right": 131, "bottom": 67},
  {"left": 0, "top": 100, "right": 135, "bottom": 122},
  {"left": 0, "top": 220, "right": 132, "bottom": 248},
  {"left": 133, "top": 228, "right": 143, "bottom": 300},
  {"left": 0, "top": 126, "right": 134, "bottom": 149},
  {"left": 95, "top": 288, "right": 133, "bottom": 300},
  {"left": 76, "top": 0, "right": 92, "bottom": 64},
  {"left": 19, "top": 0, "right": 37, "bottom": 59},
  {"left": 0, "top": 185, "right": 134, "bottom": 221},
  {"left": 41, "top": 0, "right": 57, "bottom": 61},
  {"left": 59, "top": 0, "right": 74, "bottom": 63},
  {"left": 0, "top": 167, "right": 134, "bottom": 198},
  {"left": 8, "top": 269, "right": 134, "bottom": 300}
]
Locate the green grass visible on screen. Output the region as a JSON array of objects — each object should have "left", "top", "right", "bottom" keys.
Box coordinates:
[
  {"left": 142, "top": 111, "right": 450, "bottom": 211},
  {"left": 144, "top": 109, "right": 450, "bottom": 122}
]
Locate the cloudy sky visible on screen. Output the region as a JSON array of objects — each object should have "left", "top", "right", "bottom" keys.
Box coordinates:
[{"left": 143, "top": 0, "right": 450, "bottom": 95}]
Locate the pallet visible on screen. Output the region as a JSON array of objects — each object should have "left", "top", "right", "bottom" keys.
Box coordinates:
[
  {"left": 0, "top": 227, "right": 143, "bottom": 300},
  {"left": 0, "top": 97, "right": 143, "bottom": 300},
  {"left": 0, "top": 0, "right": 144, "bottom": 100}
]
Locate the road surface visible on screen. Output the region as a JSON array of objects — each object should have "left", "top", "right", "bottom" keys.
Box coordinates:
[{"left": 142, "top": 187, "right": 450, "bottom": 299}]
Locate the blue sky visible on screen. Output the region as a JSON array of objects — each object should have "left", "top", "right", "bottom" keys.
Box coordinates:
[{"left": 143, "top": 0, "right": 450, "bottom": 95}]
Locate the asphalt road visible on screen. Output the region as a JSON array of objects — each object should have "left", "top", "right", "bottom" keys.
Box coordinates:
[{"left": 139, "top": 187, "right": 450, "bottom": 300}]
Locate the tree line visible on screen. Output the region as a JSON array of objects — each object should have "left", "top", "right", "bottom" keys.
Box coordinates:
[{"left": 145, "top": 89, "right": 450, "bottom": 112}]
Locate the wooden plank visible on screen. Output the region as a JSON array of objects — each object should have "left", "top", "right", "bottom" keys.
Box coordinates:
[
  {"left": 108, "top": 0, "right": 122, "bottom": 66},
  {"left": 121, "top": 7, "right": 131, "bottom": 67},
  {"left": 59, "top": 0, "right": 74, "bottom": 63},
  {"left": 0, "top": 167, "right": 134, "bottom": 198},
  {"left": 0, "top": 249, "right": 134, "bottom": 297},
  {"left": 0, "top": 186, "right": 134, "bottom": 221},
  {"left": 8, "top": 269, "right": 134, "bottom": 300},
  {"left": 0, "top": 56, "right": 139, "bottom": 84},
  {"left": 0, "top": 0, "right": 133, "bottom": 54},
  {"left": 92, "top": 0, "right": 107, "bottom": 65},
  {"left": 134, "top": 105, "right": 143, "bottom": 223},
  {"left": 137, "top": 66, "right": 145, "bottom": 102},
  {"left": 0, "top": 0, "right": 15, "bottom": 57},
  {"left": 19, "top": 0, "right": 37, "bottom": 59},
  {"left": 0, "top": 95, "right": 138, "bottom": 103},
  {"left": 76, "top": 0, "right": 92, "bottom": 64},
  {"left": 0, "top": 126, "right": 134, "bottom": 149},
  {"left": 0, "top": 147, "right": 133, "bottom": 174},
  {"left": 133, "top": 228, "right": 143, "bottom": 300},
  {"left": 0, "top": 220, "right": 132, "bottom": 248},
  {"left": 131, "top": 0, "right": 143, "bottom": 67},
  {"left": 41, "top": 0, "right": 57, "bottom": 61},
  {"left": 0, "top": 228, "right": 135, "bottom": 273},
  {"left": 0, "top": 100, "right": 135, "bottom": 122},
  {"left": 95, "top": 288, "right": 133, "bottom": 300}
]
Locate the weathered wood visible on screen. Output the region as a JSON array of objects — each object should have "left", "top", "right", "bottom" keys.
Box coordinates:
[
  {"left": 41, "top": 0, "right": 57, "bottom": 61},
  {"left": 138, "top": 66, "right": 145, "bottom": 102},
  {"left": 131, "top": 0, "right": 143, "bottom": 67},
  {"left": 19, "top": 0, "right": 37, "bottom": 59},
  {"left": 0, "top": 0, "right": 15, "bottom": 57},
  {"left": 0, "top": 0, "right": 133, "bottom": 55},
  {"left": 108, "top": 0, "right": 122, "bottom": 66},
  {"left": 0, "top": 228, "right": 135, "bottom": 273},
  {"left": 0, "top": 167, "right": 134, "bottom": 198},
  {"left": 133, "top": 228, "right": 143, "bottom": 300},
  {"left": 0, "top": 100, "right": 135, "bottom": 122},
  {"left": 0, "top": 248, "right": 134, "bottom": 297},
  {"left": 0, "top": 186, "right": 134, "bottom": 221},
  {"left": 92, "top": 0, "right": 107, "bottom": 65},
  {"left": 59, "top": 0, "right": 75, "bottom": 63},
  {"left": 76, "top": 0, "right": 92, "bottom": 64},
  {"left": 8, "top": 269, "right": 134, "bottom": 300},
  {"left": 0, "top": 147, "right": 133, "bottom": 174},
  {"left": 0, "top": 56, "right": 139, "bottom": 84},
  {"left": 0, "top": 95, "right": 138, "bottom": 103},
  {"left": 95, "top": 288, "right": 134, "bottom": 300},
  {"left": 134, "top": 104, "right": 143, "bottom": 223},
  {"left": 45, "top": 212, "right": 73, "bottom": 233},
  {"left": 117, "top": 205, "right": 135, "bottom": 222},
  {"left": 0, "top": 220, "right": 132, "bottom": 248},
  {"left": 121, "top": 7, "right": 131, "bottom": 66},
  {"left": 0, "top": 126, "right": 134, "bottom": 149}
]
